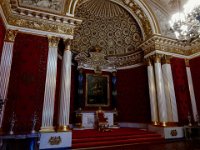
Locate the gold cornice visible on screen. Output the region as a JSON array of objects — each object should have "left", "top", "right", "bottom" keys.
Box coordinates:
[
  {"left": 4, "top": 29, "right": 18, "bottom": 42},
  {"left": 0, "top": 0, "right": 78, "bottom": 36},
  {"left": 48, "top": 36, "right": 60, "bottom": 47}
]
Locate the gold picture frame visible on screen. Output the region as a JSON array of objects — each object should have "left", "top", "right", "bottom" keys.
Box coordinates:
[{"left": 85, "top": 74, "right": 110, "bottom": 107}]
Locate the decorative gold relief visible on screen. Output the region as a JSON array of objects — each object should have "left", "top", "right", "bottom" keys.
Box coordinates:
[
  {"left": 170, "top": 130, "right": 178, "bottom": 136},
  {"left": 48, "top": 136, "right": 62, "bottom": 145},
  {"left": 48, "top": 36, "right": 60, "bottom": 47},
  {"left": 4, "top": 29, "right": 18, "bottom": 42},
  {"left": 122, "top": 0, "right": 152, "bottom": 38},
  {"left": 7, "top": 16, "right": 74, "bottom": 35}
]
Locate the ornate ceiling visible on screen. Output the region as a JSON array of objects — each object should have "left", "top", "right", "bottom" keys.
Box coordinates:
[{"left": 1, "top": 0, "right": 199, "bottom": 69}]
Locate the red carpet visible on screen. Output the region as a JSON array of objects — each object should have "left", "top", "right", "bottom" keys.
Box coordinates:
[{"left": 72, "top": 128, "right": 164, "bottom": 149}]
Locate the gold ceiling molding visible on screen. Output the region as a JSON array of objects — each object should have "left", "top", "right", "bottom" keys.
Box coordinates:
[
  {"left": 111, "top": 51, "right": 144, "bottom": 67},
  {"left": 0, "top": 0, "right": 82, "bottom": 36},
  {"left": 139, "top": 34, "right": 200, "bottom": 57},
  {"left": 122, "top": 0, "right": 152, "bottom": 39}
]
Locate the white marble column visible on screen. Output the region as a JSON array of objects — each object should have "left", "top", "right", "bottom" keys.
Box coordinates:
[
  {"left": 185, "top": 59, "right": 198, "bottom": 121},
  {"left": 162, "top": 56, "right": 178, "bottom": 123},
  {"left": 154, "top": 54, "right": 168, "bottom": 126},
  {"left": 146, "top": 58, "right": 159, "bottom": 125},
  {"left": 40, "top": 36, "right": 59, "bottom": 132},
  {"left": 58, "top": 39, "right": 72, "bottom": 132},
  {"left": 0, "top": 30, "right": 17, "bottom": 131}
]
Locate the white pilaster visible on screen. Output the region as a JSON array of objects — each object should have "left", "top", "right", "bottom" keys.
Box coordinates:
[
  {"left": 0, "top": 30, "right": 17, "bottom": 130},
  {"left": 147, "top": 58, "right": 159, "bottom": 125},
  {"left": 41, "top": 36, "right": 59, "bottom": 132},
  {"left": 58, "top": 39, "right": 72, "bottom": 131},
  {"left": 154, "top": 55, "right": 168, "bottom": 125},
  {"left": 162, "top": 58, "right": 178, "bottom": 123},
  {"left": 185, "top": 60, "right": 198, "bottom": 121}
]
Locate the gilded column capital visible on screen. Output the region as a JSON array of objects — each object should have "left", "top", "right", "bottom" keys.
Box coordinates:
[
  {"left": 48, "top": 36, "right": 60, "bottom": 47},
  {"left": 4, "top": 30, "right": 18, "bottom": 42},
  {"left": 185, "top": 59, "right": 190, "bottom": 67},
  {"left": 162, "top": 55, "right": 171, "bottom": 64},
  {"left": 153, "top": 54, "right": 162, "bottom": 63},
  {"left": 145, "top": 57, "right": 153, "bottom": 66},
  {"left": 64, "top": 39, "right": 71, "bottom": 51}
]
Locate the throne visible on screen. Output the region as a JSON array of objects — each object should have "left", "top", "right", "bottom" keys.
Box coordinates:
[{"left": 95, "top": 107, "right": 110, "bottom": 131}]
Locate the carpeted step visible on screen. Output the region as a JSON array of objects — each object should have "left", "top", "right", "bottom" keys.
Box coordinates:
[
  {"left": 72, "top": 136, "right": 164, "bottom": 149},
  {"left": 73, "top": 133, "right": 162, "bottom": 143},
  {"left": 72, "top": 128, "right": 152, "bottom": 139}
]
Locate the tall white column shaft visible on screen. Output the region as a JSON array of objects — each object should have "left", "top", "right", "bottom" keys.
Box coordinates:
[
  {"left": 41, "top": 36, "right": 59, "bottom": 131},
  {"left": 58, "top": 42, "right": 72, "bottom": 131},
  {"left": 147, "top": 59, "right": 159, "bottom": 124},
  {"left": 59, "top": 45, "right": 72, "bottom": 131},
  {"left": 162, "top": 63, "right": 178, "bottom": 122},
  {"left": 154, "top": 56, "right": 168, "bottom": 124},
  {"left": 186, "top": 66, "right": 198, "bottom": 121},
  {"left": 0, "top": 30, "right": 17, "bottom": 129}
]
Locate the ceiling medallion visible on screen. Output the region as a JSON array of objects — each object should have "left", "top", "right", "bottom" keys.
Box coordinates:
[{"left": 75, "top": 45, "right": 116, "bottom": 73}]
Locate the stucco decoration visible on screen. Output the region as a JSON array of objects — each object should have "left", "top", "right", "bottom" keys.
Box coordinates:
[{"left": 73, "top": 0, "right": 143, "bottom": 57}]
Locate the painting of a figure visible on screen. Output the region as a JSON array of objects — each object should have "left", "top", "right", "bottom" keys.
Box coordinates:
[{"left": 86, "top": 74, "right": 110, "bottom": 107}]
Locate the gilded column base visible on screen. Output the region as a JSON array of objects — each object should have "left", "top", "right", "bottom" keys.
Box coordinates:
[
  {"left": 152, "top": 121, "right": 159, "bottom": 126},
  {"left": 160, "top": 122, "right": 167, "bottom": 127},
  {"left": 159, "top": 122, "right": 178, "bottom": 127},
  {"left": 40, "top": 126, "right": 55, "bottom": 133},
  {"left": 57, "top": 125, "right": 71, "bottom": 132}
]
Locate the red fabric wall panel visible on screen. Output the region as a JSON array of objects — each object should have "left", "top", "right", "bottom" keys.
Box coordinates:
[
  {"left": 70, "top": 65, "right": 78, "bottom": 124},
  {"left": 171, "top": 57, "right": 192, "bottom": 125},
  {"left": 53, "top": 58, "right": 61, "bottom": 127},
  {"left": 0, "top": 16, "right": 6, "bottom": 60},
  {"left": 3, "top": 33, "right": 48, "bottom": 133},
  {"left": 116, "top": 66, "right": 151, "bottom": 123},
  {"left": 190, "top": 57, "right": 200, "bottom": 115}
]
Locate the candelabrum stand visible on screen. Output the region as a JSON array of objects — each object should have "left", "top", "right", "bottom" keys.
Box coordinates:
[
  {"left": 196, "top": 114, "right": 200, "bottom": 126},
  {"left": 188, "top": 113, "right": 192, "bottom": 127},
  {"left": 31, "top": 112, "right": 38, "bottom": 134},
  {"left": 9, "top": 112, "right": 16, "bottom": 135}
]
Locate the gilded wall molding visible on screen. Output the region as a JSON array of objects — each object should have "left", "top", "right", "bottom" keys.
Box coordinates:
[
  {"left": 122, "top": 0, "right": 153, "bottom": 39},
  {"left": 0, "top": 0, "right": 82, "bottom": 36}
]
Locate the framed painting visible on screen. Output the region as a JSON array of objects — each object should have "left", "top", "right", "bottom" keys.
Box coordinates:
[{"left": 85, "top": 74, "right": 110, "bottom": 107}]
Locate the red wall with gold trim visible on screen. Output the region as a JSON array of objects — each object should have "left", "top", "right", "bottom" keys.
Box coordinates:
[
  {"left": 3, "top": 33, "right": 48, "bottom": 133},
  {"left": 116, "top": 65, "right": 151, "bottom": 123},
  {"left": 190, "top": 57, "right": 200, "bottom": 115},
  {"left": 171, "top": 57, "right": 192, "bottom": 125}
]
